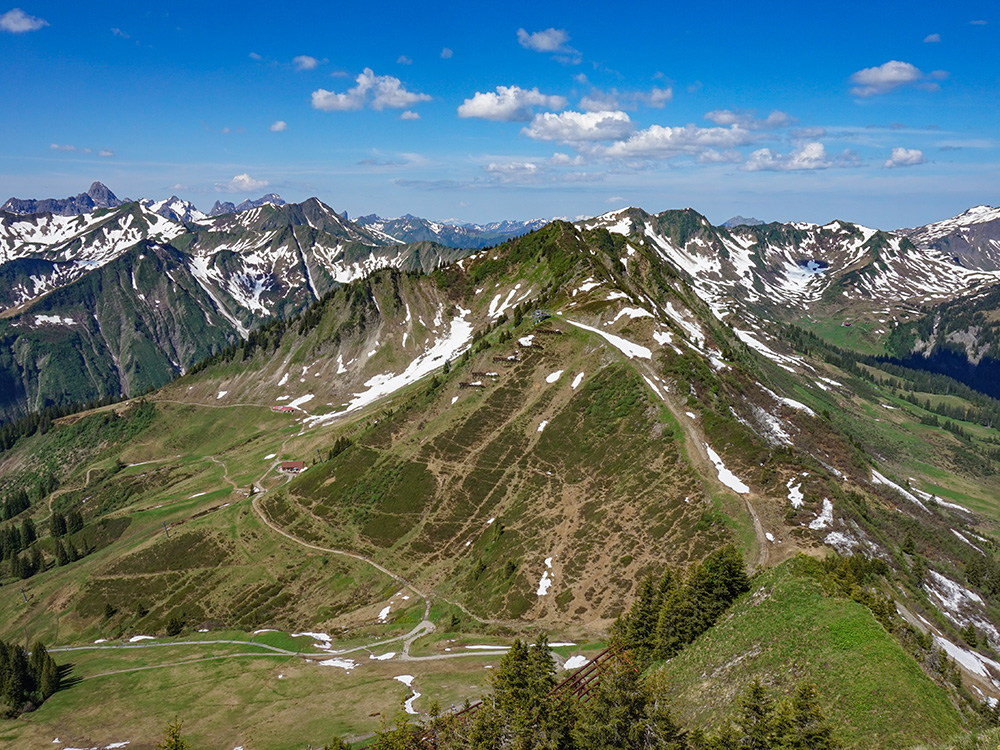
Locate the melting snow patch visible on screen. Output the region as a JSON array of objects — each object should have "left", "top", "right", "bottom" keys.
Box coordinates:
[
  {"left": 287, "top": 394, "right": 315, "bottom": 410},
  {"left": 94, "top": 639, "right": 108, "bottom": 644},
  {"left": 825, "top": 531, "right": 858, "bottom": 553},
  {"left": 933, "top": 635, "right": 1000, "bottom": 680},
  {"left": 216, "top": 391, "right": 227, "bottom": 400},
  {"left": 293, "top": 631, "right": 331, "bottom": 642},
  {"left": 538, "top": 420, "right": 548, "bottom": 432},
  {"left": 451, "top": 396, "right": 459, "bottom": 405},
  {"left": 610, "top": 307, "right": 653, "bottom": 324},
  {"left": 566, "top": 319, "right": 651, "bottom": 359},
  {"left": 394, "top": 675, "right": 421, "bottom": 714},
  {"left": 765, "top": 532, "right": 775, "bottom": 542},
  {"left": 370, "top": 652, "right": 396, "bottom": 661},
  {"left": 952, "top": 529, "right": 985, "bottom": 553},
  {"left": 808, "top": 499, "right": 834, "bottom": 530},
  {"left": 465, "top": 645, "right": 510, "bottom": 650},
  {"left": 925, "top": 570, "right": 983, "bottom": 615},
  {"left": 128, "top": 635, "right": 155, "bottom": 642},
  {"left": 871, "top": 470, "right": 929, "bottom": 512},
  {"left": 519, "top": 335, "right": 535, "bottom": 347},
  {"left": 278, "top": 373, "right": 289, "bottom": 387},
  {"left": 704, "top": 444, "right": 749, "bottom": 494},
  {"left": 652, "top": 330, "right": 673, "bottom": 346},
  {"left": 264, "top": 453, "right": 276, "bottom": 459},
  {"left": 546, "top": 370, "right": 563, "bottom": 383},
  {"left": 787, "top": 479, "right": 804, "bottom": 508},
  {"left": 394, "top": 674, "right": 415, "bottom": 687},
  {"left": 378, "top": 605, "right": 392, "bottom": 622},
  {"left": 577, "top": 279, "right": 601, "bottom": 293},
  {"left": 317, "top": 658, "right": 357, "bottom": 670},
  {"left": 563, "top": 655, "right": 588, "bottom": 671},
  {"left": 571, "top": 372, "right": 585, "bottom": 389},
  {"left": 537, "top": 557, "right": 555, "bottom": 596}
]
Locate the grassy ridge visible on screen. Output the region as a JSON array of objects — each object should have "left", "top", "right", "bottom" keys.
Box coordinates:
[{"left": 658, "top": 559, "right": 964, "bottom": 749}]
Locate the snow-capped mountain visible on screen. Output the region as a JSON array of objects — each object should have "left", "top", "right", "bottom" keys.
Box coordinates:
[
  {"left": 355, "top": 213, "right": 547, "bottom": 248},
  {"left": 1, "top": 181, "right": 125, "bottom": 216},
  {"left": 580, "top": 206, "right": 1000, "bottom": 322},
  {"left": 139, "top": 196, "right": 208, "bottom": 223},
  {"left": 899, "top": 204, "right": 1000, "bottom": 271}
]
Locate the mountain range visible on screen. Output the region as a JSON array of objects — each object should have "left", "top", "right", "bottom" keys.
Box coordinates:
[{"left": 4, "top": 187, "right": 1000, "bottom": 745}]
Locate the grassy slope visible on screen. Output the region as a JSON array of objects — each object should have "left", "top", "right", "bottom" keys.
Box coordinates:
[{"left": 658, "top": 559, "right": 964, "bottom": 749}]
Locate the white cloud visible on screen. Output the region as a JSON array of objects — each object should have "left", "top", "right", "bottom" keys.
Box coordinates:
[
  {"left": 606, "top": 196, "right": 624, "bottom": 203},
  {"left": 697, "top": 149, "right": 743, "bottom": 164},
  {"left": 249, "top": 52, "right": 263, "bottom": 61},
  {"left": 742, "top": 142, "right": 857, "bottom": 171},
  {"left": 516, "top": 27, "right": 580, "bottom": 63},
  {"left": 849, "top": 60, "right": 946, "bottom": 96},
  {"left": 217, "top": 173, "right": 269, "bottom": 193},
  {"left": 970, "top": 19, "right": 988, "bottom": 25},
  {"left": 580, "top": 90, "right": 621, "bottom": 112},
  {"left": 111, "top": 27, "right": 129, "bottom": 39},
  {"left": 396, "top": 55, "right": 412, "bottom": 65},
  {"left": 312, "top": 68, "right": 431, "bottom": 112},
  {"left": 484, "top": 161, "right": 542, "bottom": 182},
  {"left": 98, "top": 149, "right": 114, "bottom": 158},
  {"left": 293, "top": 55, "right": 319, "bottom": 71},
  {"left": 883, "top": 147, "right": 924, "bottom": 168},
  {"left": 548, "top": 152, "right": 584, "bottom": 166},
  {"left": 705, "top": 109, "right": 792, "bottom": 129},
  {"left": 400, "top": 110, "right": 420, "bottom": 120},
  {"left": 440, "top": 47, "right": 453, "bottom": 59},
  {"left": 0, "top": 8, "right": 48, "bottom": 33},
  {"left": 270, "top": 120, "right": 287, "bottom": 132},
  {"left": 49, "top": 143, "right": 76, "bottom": 152},
  {"left": 641, "top": 86, "right": 673, "bottom": 108},
  {"left": 457, "top": 85, "right": 567, "bottom": 122},
  {"left": 523, "top": 110, "right": 634, "bottom": 143},
  {"left": 924, "top": 33, "right": 941, "bottom": 42},
  {"left": 599, "top": 124, "right": 757, "bottom": 159}
]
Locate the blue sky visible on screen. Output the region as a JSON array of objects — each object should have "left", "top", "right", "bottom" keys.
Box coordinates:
[{"left": 1, "top": 1, "right": 997, "bottom": 228}]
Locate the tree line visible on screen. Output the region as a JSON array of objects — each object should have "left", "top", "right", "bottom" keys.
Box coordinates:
[{"left": 0, "top": 638, "right": 59, "bottom": 718}]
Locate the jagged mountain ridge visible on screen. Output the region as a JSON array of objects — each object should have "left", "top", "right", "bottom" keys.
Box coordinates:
[
  {"left": 1, "top": 181, "right": 125, "bottom": 216},
  {"left": 0, "top": 198, "right": 471, "bottom": 422},
  {"left": 355, "top": 212, "right": 547, "bottom": 248}
]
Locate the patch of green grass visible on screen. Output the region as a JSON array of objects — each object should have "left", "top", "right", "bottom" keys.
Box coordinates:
[{"left": 657, "top": 559, "right": 963, "bottom": 749}]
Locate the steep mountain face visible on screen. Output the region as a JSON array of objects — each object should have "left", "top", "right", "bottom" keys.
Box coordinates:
[
  {"left": 1, "top": 181, "right": 124, "bottom": 216},
  {"left": 901, "top": 205, "right": 1000, "bottom": 271},
  {"left": 139, "top": 196, "right": 207, "bottom": 223},
  {"left": 355, "top": 213, "right": 547, "bottom": 248},
  {"left": 0, "top": 198, "right": 470, "bottom": 422}
]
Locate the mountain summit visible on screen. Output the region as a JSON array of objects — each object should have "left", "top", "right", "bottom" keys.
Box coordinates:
[{"left": 1, "top": 181, "right": 124, "bottom": 216}]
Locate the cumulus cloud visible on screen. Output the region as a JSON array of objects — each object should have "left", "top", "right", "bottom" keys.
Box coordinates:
[
  {"left": 641, "top": 86, "right": 673, "bottom": 108},
  {"left": 849, "top": 60, "right": 947, "bottom": 96},
  {"left": 396, "top": 55, "right": 412, "bottom": 65},
  {"left": 522, "top": 110, "right": 634, "bottom": 143},
  {"left": 484, "top": 161, "right": 541, "bottom": 181},
  {"left": 697, "top": 149, "right": 744, "bottom": 164},
  {"left": 98, "top": 149, "right": 114, "bottom": 158},
  {"left": 312, "top": 68, "right": 431, "bottom": 112},
  {"left": 742, "top": 142, "right": 859, "bottom": 172},
  {"left": 598, "top": 124, "right": 757, "bottom": 159},
  {"left": 548, "top": 152, "right": 584, "bottom": 166},
  {"left": 217, "top": 173, "right": 269, "bottom": 193},
  {"left": 400, "top": 110, "right": 420, "bottom": 120},
  {"left": 457, "top": 85, "right": 567, "bottom": 122},
  {"left": 293, "top": 55, "right": 320, "bottom": 71},
  {"left": 705, "top": 109, "right": 793, "bottom": 129},
  {"left": 516, "top": 27, "right": 580, "bottom": 63},
  {"left": 924, "top": 33, "right": 941, "bottom": 42},
  {"left": 0, "top": 8, "right": 48, "bottom": 33},
  {"left": 441, "top": 47, "right": 453, "bottom": 59},
  {"left": 883, "top": 147, "right": 924, "bottom": 168},
  {"left": 270, "top": 120, "right": 287, "bottom": 132}
]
